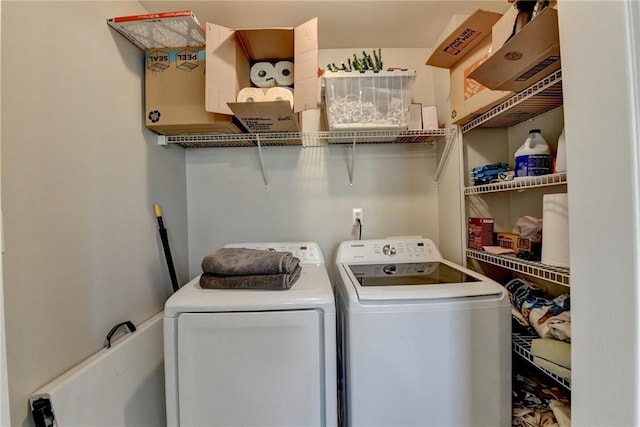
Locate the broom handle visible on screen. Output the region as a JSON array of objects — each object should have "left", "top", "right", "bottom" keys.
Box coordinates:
[{"left": 154, "top": 204, "right": 179, "bottom": 293}]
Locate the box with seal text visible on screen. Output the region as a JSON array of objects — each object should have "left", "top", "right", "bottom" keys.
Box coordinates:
[{"left": 145, "top": 47, "right": 240, "bottom": 135}]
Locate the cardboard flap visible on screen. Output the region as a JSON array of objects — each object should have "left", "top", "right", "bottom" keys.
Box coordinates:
[
  {"left": 206, "top": 22, "right": 248, "bottom": 115},
  {"left": 468, "top": 7, "right": 560, "bottom": 92},
  {"left": 228, "top": 101, "right": 299, "bottom": 132},
  {"left": 294, "top": 17, "right": 319, "bottom": 112},
  {"left": 235, "top": 28, "right": 294, "bottom": 61},
  {"left": 426, "top": 10, "right": 502, "bottom": 69},
  {"left": 491, "top": 4, "right": 520, "bottom": 53}
]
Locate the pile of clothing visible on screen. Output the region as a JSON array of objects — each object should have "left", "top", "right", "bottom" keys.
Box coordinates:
[
  {"left": 199, "top": 247, "right": 302, "bottom": 290},
  {"left": 507, "top": 278, "right": 571, "bottom": 344},
  {"left": 512, "top": 368, "right": 570, "bottom": 427},
  {"left": 506, "top": 277, "right": 571, "bottom": 427}
]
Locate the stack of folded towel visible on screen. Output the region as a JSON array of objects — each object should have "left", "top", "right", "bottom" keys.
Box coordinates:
[
  {"left": 531, "top": 338, "right": 571, "bottom": 381},
  {"left": 199, "top": 247, "right": 302, "bottom": 290}
]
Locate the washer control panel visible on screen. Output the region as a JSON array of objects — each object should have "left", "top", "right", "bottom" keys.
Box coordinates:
[
  {"left": 224, "top": 242, "right": 324, "bottom": 264},
  {"left": 336, "top": 238, "right": 441, "bottom": 263}
]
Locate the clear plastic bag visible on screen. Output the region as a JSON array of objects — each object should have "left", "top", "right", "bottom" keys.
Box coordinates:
[{"left": 513, "top": 216, "right": 542, "bottom": 242}]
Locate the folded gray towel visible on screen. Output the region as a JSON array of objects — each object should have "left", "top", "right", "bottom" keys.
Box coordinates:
[
  {"left": 199, "top": 265, "right": 302, "bottom": 290},
  {"left": 201, "top": 248, "right": 300, "bottom": 276}
]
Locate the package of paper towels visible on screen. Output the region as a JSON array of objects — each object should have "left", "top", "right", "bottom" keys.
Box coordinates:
[
  {"left": 274, "top": 61, "right": 294, "bottom": 86},
  {"left": 542, "top": 193, "right": 570, "bottom": 268},
  {"left": 237, "top": 87, "right": 294, "bottom": 108},
  {"left": 250, "top": 62, "right": 277, "bottom": 88},
  {"left": 250, "top": 61, "right": 294, "bottom": 88}
]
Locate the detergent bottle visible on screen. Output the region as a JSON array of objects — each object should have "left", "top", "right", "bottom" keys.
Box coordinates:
[{"left": 514, "top": 129, "right": 552, "bottom": 177}]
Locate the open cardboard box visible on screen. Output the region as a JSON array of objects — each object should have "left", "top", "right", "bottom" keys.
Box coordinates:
[
  {"left": 427, "top": 10, "right": 500, "bottom": 69},
  {"left": 205, "top": 18, "right": 318, "bottom": 133},
  {"left": 426, "top": 10, "right": 513, "bottom": 125},
  {"left": 468, "top": 7, "right": 560, "bottom": 93}
]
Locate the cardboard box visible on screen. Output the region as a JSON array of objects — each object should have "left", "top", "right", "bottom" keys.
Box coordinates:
[
  {"left": 107, "top": 11, "right": 206, "bottom": 50},
  {"left": 426, "top": 10, "right": 513, "bottom": 125},
  {"left": 426, "top": 10, "right": 501, "bottom": 69},
  {"left": 491, "top": 4, "right": 521, "bottom": 54},
  {"left": 450, "top": 35, "right": 514, "bottom": 124},
  {"left": 493, "top": 2, "right": 559, "bottom": 53},
  {"left": 205, "top": 18, "right": 318, "bottom": 133},
  {"left": 468, "top": 217, "right": 495, "bottom": 250},
  {"left": 408, "top": 103, "right": 423, "bottom": 130},
  {"left": 421, "top": 105, "right": 438, "bottom": 130},
  {"left": 496, "top": 232, "right": 540, "bottom": 254},
  {"left": 468, "top": 7, "right": 561, "bottom": 92},
  {"left": 145, "top": 47, "right": 241, "bottom": 135}
]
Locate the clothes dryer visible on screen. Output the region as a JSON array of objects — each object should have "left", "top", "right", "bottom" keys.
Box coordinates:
[
  {"left": 164, "top": 242, "right": 337, "bottom": 427},
  {"left": 334, "top": 238, "right": 511, "bottom": 426}
]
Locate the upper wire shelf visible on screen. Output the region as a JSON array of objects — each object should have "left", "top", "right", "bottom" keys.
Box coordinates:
[
  {"left": 157, "top": 129, "right": 450, "bottom": 148},
  {"left": 465, "top": 172, "right": 567, "bottom": 195},
  {"left": 461, "top": 69, "right": 563, "bottom": 133}
]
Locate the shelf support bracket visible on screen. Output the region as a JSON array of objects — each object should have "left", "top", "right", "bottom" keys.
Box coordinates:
[
  {"left": 255, "top": 135, "right": 269, "bottom": 191},
  {"left": 433, "top": 126, "right": 459, "bottom": 185},
  {"left": 347, "top": 137, "right": 356, "bottom": 186}
]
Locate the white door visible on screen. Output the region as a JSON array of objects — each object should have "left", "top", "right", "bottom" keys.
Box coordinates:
[
  {"left": 177, "top": 310, "right": 324, "bottom": 427},
  {"left": 0, "top": 0, "right": 9, "bottom": 422}
]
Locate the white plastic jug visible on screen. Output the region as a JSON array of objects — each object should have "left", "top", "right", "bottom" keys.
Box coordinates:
[{"left": 515, "top": 129, "right": 552, "bottom": 177}]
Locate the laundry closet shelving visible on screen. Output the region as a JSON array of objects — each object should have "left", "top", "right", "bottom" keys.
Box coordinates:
[
  {"left": 457, "top": 67, "right": 570, "bottom": 392},
  {"left": 158, "top": 128, "right": 451, "bottom": 187},
  {"left": 157, "top": 128, "right": 447, "bottom": 148}
]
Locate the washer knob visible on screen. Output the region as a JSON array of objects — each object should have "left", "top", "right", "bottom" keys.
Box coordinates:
[{"left": 382, "top": 244, "right": 396, "bottom": 256}]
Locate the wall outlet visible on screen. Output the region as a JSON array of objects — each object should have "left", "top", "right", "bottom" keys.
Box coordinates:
[{"left": 352, "top": 208, "right": 364, "bottom": 226}]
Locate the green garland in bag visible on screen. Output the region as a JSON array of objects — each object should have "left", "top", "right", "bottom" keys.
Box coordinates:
[{"left": 327, "top": 49, "right": 383, "bottom": 72}]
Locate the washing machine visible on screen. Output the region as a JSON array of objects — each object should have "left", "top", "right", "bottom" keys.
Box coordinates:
[
  {"left": 334, "top": 238, "right": 511, "bottom": 427},
  {"left": 164, "top": 242, "right": 337, "bottom": 427}
]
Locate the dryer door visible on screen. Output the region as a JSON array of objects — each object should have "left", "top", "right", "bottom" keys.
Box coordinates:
[{"left": 177, "top": 310, "right": 324, "bottom": 426}]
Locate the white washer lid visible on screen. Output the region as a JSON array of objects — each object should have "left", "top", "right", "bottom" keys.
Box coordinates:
[
  {"left": 165, "top": 264, "right": 335, "bottom": 316},
  {"left": 165, "top": 241, "right": 334, "bottom": 317},
  {"left": 340, "top": 259, "right": 505, "bottom": 302}
]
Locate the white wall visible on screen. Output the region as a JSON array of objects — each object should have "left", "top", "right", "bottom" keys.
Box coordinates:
[
  {"left": 1, "top": 1, "right": 188, "bottom": 425},
  {"left": 559, "top": 1, "right": 639, "bottom": 424},
  {"left": 186, "top": 143, "right": 438, "bottom": 276}
]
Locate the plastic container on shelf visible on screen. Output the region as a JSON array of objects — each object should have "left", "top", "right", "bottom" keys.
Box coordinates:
[
  {"left": 515, "top": 129, "right": 552, "bottom": 177},
  {"left": 323, "top": 70, "right": 416, "bottom": 130}
]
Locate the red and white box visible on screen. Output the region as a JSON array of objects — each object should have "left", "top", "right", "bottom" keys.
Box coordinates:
[
  {"left": 468, "top": 217, "right": 495, "bottom": 250},
  {"left": 107, "top": 11, "right": 206, "bottom": 50}
]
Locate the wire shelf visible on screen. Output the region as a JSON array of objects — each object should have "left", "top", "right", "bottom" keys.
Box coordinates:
[
  {"left": 461, "top": 69, "right": 563, "bottom": 133},
  {"left": 159, "top": 129, "right": 449, "bottom": 148},
  {"left": 465, "top": 172, "right": 567, "bottom": 195},
  {"left": 317, "top": 129, "right": 449, "bottom": 145},
  {"left": 159, "top": 133, "right": 302, "bottom": 148},
  {"left": 466, "top": 249, "right": 570, "bottom": 286},
  {"left": 512, "top": 331, "right": 571, "bottom": 390}
]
